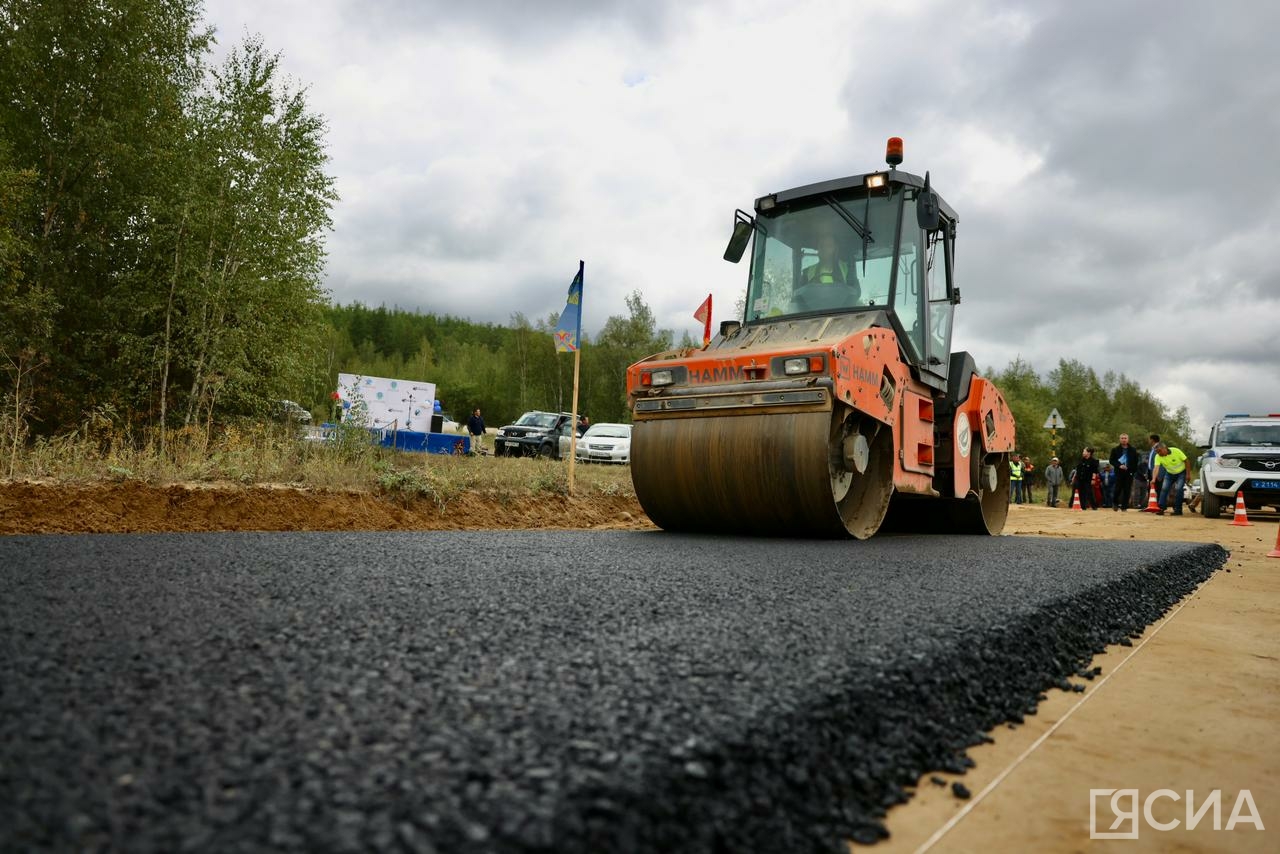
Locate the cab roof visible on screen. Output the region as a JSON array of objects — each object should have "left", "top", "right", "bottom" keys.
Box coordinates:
[{"left": 756, "top": 169, "right": 958, "bottom": 222}]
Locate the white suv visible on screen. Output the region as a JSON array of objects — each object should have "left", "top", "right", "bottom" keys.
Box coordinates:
[{"left": 1198, "top": 414, "right": 1280, "bottom": 517}]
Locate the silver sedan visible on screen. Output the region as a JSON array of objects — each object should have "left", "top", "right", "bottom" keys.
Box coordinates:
[{"left": 573, "top": 423, "right": 632, "bottom": 464}]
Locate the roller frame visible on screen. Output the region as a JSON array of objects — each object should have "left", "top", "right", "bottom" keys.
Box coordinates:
[{"left": 628, "top": 325, "right": 1016, "bottom": 538}]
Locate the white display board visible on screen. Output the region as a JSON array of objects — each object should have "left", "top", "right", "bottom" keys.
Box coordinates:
[{"left": 336, "top": 373, "right": 436, "bottom": 432}]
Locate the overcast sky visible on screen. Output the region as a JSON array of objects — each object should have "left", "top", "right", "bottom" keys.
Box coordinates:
[{"left": 202, "top": 0, "right": 1278, "bottom": 440}]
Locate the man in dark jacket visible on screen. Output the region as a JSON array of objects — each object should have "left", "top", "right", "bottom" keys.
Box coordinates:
[
  {"left": 1072, "top": 447, "right": 1101, "bottom": 510},
  {"left": 1109, "top": 433, "right": 1141, "bottom": 511},
  {"left": 1147, "top": 433, "right": 1163, "bottom": 494},
  {"left": 467, "top": 408, "right": 487, "bottom": 454}
]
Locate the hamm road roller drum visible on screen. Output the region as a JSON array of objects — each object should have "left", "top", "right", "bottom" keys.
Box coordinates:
[{"left": 631, "top": 407, "right": 897, "bottom": 539}]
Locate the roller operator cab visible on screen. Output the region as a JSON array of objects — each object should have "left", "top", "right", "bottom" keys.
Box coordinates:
[{"left": 626, "top": 138, "right": 1017, "bottom": 539}]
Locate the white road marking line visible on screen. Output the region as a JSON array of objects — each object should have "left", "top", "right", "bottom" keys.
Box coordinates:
[{"left": 911, "top": 578, "right": 1212, "bottom": 854}]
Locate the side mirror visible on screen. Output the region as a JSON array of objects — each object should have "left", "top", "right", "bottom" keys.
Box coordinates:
[
  {"left": 723, "top": 210, "right": 755, "bottom": 263},
  {"left": 917, "top": 171, "right": 941, "bottom": 232}
]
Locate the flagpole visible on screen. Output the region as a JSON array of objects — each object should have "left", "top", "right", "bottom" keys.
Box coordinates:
[
  {"left": 567, "top": 261, "right": 583, "bottom": 495},
  {"left": 568, "top": 342, "right": 581, "bottom": 495}
]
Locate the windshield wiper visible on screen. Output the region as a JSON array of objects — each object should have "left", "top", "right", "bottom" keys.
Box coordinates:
[
  {"left": 824, "top": 195, "right": 874, "bottom": 273},
  {"left": 823, "top": 195, "right": 872, "bottom": 242}
]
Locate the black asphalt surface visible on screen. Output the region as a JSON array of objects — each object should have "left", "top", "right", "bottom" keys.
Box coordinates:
[{"left": 0, "top": 532, "right": 1226, "bottom": 853}]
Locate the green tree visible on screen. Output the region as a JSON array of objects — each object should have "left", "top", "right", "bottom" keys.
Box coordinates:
[
  {"left": 502, "top": 312, "right": 537, "bottom": 418},
  {"left": 0, "top": 137, "right": 53, "bottom": 352},
  {"left": 1, "top": 3, "right": 335, "bottom": 440},
  {"left": 1044, "top": 359, "right": 1106, "bottom": 459},
  {"left": 989, "top": 358, "right": 1201, "bottom": 475},
  {"left": 171, "top": 37, "right": 336, "bottom": 428},
  {"left": 590, "top": 291, "right": 672, "bottom": 421},
  {"left": 989, "top": 357, "right": 1057, "bottom": 463},
  {"left": 0, "top": 0, "right": 211, "bottom": 428}
]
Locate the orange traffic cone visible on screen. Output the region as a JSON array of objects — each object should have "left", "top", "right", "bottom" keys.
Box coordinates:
[
  {"left": 1229, "top": 491, "right": 1253, "bottom": 527},
  {"left": 1142, "top": 480, "right": 1161, "bottom": 513},
  {"left": 1266, "top": 525, "right": 1280, "bottom": 558},
  {"left": 1070, "top": 488, "right": 1083, "bottom": 511}
]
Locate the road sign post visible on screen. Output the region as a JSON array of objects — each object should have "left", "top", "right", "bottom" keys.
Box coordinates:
[{"left": 1043, "top": 408, "right": 1066, "bottom": 459}]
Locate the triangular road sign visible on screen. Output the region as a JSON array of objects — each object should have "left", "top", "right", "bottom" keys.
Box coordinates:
[{"left": 1043, "top": 408, "right": 1066, "bottom": 429}]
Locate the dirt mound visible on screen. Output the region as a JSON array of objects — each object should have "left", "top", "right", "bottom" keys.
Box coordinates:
[{"left": 0, "top": 481, "right": 655, "bottom": 535}]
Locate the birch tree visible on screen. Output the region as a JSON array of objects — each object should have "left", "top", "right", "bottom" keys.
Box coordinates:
[{"left": 174, "top": 36, "right": 336, "bottom": 429}]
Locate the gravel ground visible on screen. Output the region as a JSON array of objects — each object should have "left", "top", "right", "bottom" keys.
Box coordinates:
[{"left": 0, "top": 532, "right": 1226, "bottom": 853}]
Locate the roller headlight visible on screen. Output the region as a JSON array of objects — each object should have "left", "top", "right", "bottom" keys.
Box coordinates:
[
  {"left": 783, "top": 357, "right": 809, "bottom": 375},
  {"left": 778, "top": 355, "right": 825, "bottom": 376},
  {"left": 649, "top": 369, "right": 674, "bottom": 387}
]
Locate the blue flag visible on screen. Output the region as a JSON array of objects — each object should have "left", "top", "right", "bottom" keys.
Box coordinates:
[{"left": 553, "top": 261, "right": 584, "bottom": 352}]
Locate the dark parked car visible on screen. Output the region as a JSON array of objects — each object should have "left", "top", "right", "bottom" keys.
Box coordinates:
[{"left": 493, "top": 411, "right": 578, "bottom": 459}]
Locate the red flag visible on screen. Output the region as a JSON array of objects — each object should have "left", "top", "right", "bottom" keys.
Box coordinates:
[{"left": 693, "top": 294, "right": 712, "bottom": 347}]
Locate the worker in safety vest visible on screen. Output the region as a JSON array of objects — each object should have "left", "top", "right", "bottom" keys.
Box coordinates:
[
  {"left": 794, "top": 228, "right": 861, "bottom": 312},
  {"left": 1152, "top": 442, "right": 1189, "bottom": 516},
  {"left": 802, "top": 230, "right": 852, "bottom": 286},
  {"left": 1009, "top": 452, "right": 1023, "bottom": 504}
]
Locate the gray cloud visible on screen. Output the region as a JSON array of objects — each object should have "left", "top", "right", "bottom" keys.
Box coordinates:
[
  {"left": 205, "top": 0, "right": 1280, "bottom": 436},
  {"left": 336, "top": 0, "right": 678, "bottom": 46},
  {"left": 839, "top": 1, "right": 1280, "bottom": 434}
]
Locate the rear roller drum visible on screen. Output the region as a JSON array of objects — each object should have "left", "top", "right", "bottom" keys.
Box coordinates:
[
  {"left": 973, "top": 452, "right": 1010, "bottom": 532},
  {"left": 882, "top": 449, "right": 1008, "bottom": 535},
  {"left": 936, "top": 450, "right": 1009, "bottom": 534},
  {"left": 829, "top": 413, "right": 895, "bottom": 539}
]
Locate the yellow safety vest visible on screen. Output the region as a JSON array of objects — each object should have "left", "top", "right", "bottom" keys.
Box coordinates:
[
  {"left": 1009, "top": 461, "right": 1023, "bottom": 481},
  {"left": 1155, "top": 447, "right": 1187, "bottom": 475},
  {"left": 804, "top": 260, "right": 850, "bottom": 285}
]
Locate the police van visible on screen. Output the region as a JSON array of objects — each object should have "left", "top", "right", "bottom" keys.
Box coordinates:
[{"left": 1198, "top": 413, "right": 1280, "bottom": 517}]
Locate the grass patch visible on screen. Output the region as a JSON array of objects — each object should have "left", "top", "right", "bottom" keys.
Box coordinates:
[
  {"left": 5, "top": 420, "right": 636, "bottom": 499},
  {"left": 377, "top": 465, "right": 477, "bottom": 510}
]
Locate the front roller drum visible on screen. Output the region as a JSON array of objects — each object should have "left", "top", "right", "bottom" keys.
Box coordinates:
[{"left": 630, "top": 409, "right": 894, "bottom": 539}]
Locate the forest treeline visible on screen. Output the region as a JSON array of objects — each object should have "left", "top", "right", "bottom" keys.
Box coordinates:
[
  {"left": 314, "top": 297, "right": 677, "bottom": 428},
  {"left": 1, "top": 1, "right": 1197, "bottom": 461},
  {"left": 323, "top": 302, "right": 1197, "bottom": 457}
]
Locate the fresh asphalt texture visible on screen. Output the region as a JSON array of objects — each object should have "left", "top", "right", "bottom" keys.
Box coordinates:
[{"left": 1, "top": 532, "right": 1226, "bottom": 853}]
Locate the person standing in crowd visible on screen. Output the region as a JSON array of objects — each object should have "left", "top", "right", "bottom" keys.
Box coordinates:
[
  {"left": 467, "top": 407, "right": 487, "bottom": 454},
  {"left": 1022, "top": 457, "right": 1036, "bottom": 504},
  {"left": 1044, "top": 457, "right": 1065, "bottom": 507},
  {"left": 1100, "top": 462, "right": 1116, "bottom": 508},
  {"left": 1133, "top": 456, "right": 1151, "bottom": 507},
  {"left": 1009, "top": 452, "right": 1023, "bottom": 504},
  {"left": 1147, "top": 433, "right": 1163, "bottom": 495},
  {"left": 1153, "top": 442, "right": 1189, "bottom": 515},
  {"left": 1109, "top": 432, "right": 1141, "bottom": 511},
  {"left": 1072, "top": 447, "right": 1101, "bottom": 510}
]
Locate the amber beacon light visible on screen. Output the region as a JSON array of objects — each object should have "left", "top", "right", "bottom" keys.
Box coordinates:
[{"left": 886, "top": 136, "right": 903, "bottom": 167}]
